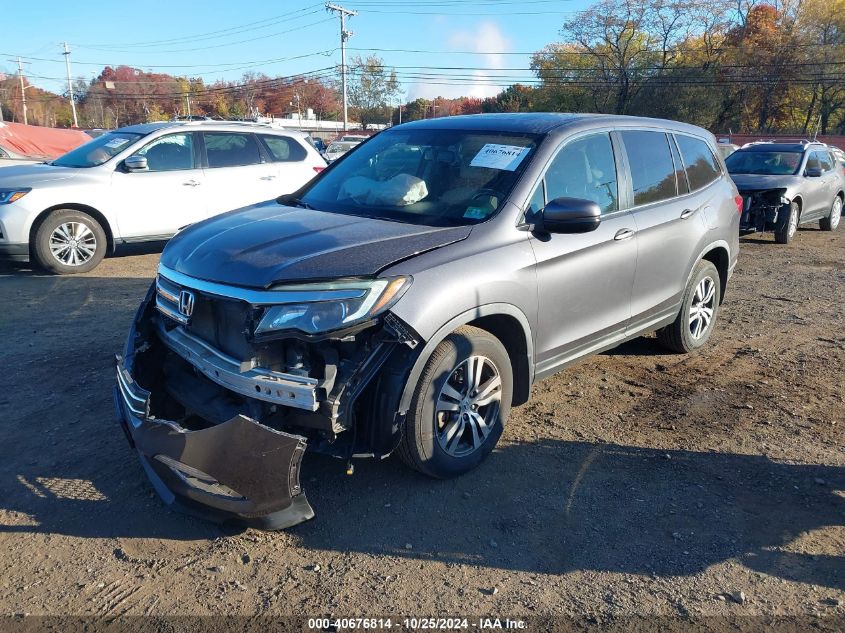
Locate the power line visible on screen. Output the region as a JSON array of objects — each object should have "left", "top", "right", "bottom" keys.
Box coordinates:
[
  {"left": 0, "top": 49, "right": 338, "bottom": 73},
  {"left": 75, "top": 4, "right": 325, "bottom": 49},
  {"left": 71, "top": 17, "right": 336, "bottom": 55}
]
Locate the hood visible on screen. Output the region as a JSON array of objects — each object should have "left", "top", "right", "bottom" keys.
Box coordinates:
[
  {"left": 730, "top": 173, "right": 801, "bottom": 193},
  {"left": 160, "top": 201, "right": 473, "bottom": 288},
  {"left": 0, "top": 163, "right": 81, "bottom": 187}
]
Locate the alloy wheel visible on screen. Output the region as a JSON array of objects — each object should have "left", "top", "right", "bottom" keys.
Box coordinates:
[
  {"left": 49, "top": 222, "right": 97, "bottom": 266},
  {"left": 831, "top": 198, "right": 842, "bottom": 229},
  {"left": 689, "top": 276, "right": 716, "bottom": 340},
  {"left": 788, "top": 205, "right": 799, "bottom": 238},
  {"left": 435, "top": 355, "right": 502, "bottom": 457}
]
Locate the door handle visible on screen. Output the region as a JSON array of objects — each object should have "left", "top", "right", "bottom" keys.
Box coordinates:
[
  {"left": 259, "top": 175, "right": 276, "bottom": 181},
  {"left": 614, "top": 228, "right": 636, "bottom": 241},
  {"left": 183, "top": 179, "right": 201, "bottom": 187},
  {"left": 680, "top": 207, "right": 698, "bottom": 219}
]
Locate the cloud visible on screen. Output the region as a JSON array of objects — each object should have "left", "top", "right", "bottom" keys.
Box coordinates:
[{"left": 406, "top": 21, "right": 512, "bottom": 100}]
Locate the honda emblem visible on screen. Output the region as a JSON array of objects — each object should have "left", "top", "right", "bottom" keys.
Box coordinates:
[{"left": 178, "top": 290, "right": 195, "bottom": 318}]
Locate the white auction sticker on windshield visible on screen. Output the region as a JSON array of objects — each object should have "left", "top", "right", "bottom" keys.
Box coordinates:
[
  {"left": 470, "top": 143, "right": 531, "bottom": 171},
  {"left": 105, "top": 138, "right": 130, "bottom": 149}
]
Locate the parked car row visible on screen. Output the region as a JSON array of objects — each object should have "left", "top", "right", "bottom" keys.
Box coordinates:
[{"left": 3, "top": 113, "right": 843, "bottom": 531}]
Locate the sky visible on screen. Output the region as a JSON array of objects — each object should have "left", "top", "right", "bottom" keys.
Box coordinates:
[{"left": 0, "top": 0, "right": 589, "bottom": 105}]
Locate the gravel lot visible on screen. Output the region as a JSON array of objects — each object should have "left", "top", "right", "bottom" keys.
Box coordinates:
[{"left": 0, "top": 228, "right": 843, "bottom": 625}]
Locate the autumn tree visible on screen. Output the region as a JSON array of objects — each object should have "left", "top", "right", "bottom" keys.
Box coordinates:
[{"left": 347, "top": 55, "right": 401, "bottom": 128}]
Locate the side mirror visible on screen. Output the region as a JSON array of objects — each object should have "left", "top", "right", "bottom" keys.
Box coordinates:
[
  {"left": 805, "top": 166, "right": 822, "bottom": 178},
  {"left": 540, "top": 197, "right": 602, "bottom": 234},
  {"left": 124, "top": 155, "right": 148, "bottom": 172}
]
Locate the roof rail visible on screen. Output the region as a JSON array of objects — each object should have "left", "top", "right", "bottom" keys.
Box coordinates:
[{"left": 180, "top": 119, "right": 273, "bottom": 128}]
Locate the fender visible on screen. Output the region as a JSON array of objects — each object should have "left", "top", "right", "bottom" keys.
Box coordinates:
[
  {"left": 395, "top": 302, "right": 534, "bottom": 415},
  {"left": 687, "top": 239, "right": 732, "bottom": 301}
]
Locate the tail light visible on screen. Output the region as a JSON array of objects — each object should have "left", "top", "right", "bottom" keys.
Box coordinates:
[
  {"left": 734, "top": 195, "right": 744, "bottom": 215},
  {"left": 313, "top": 166, "right": 325, "bottom": 173}
]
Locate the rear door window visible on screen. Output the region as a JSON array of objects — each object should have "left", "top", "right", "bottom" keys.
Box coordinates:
[
  {"left": 675, "top": 134, "right": 722, "bottom": 191},
  {"left": 816, "top": 151, "right": 834, "bottom": 172},
  {"left": 203, "top": 133, "right": 262, "bottom": 168},
  {"left": 544, "top": 133, "right": 619, "bottom": 214},
  {"left": 260, "top": 134, "right": 307, "bottom": 162},
  {"left": 619, "top": 131, "right": 677, "bottom": 206}
]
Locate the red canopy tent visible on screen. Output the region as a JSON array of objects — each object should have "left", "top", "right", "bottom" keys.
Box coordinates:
[{"left": 0, "top": 122, "right": 91, "bottom": 159}]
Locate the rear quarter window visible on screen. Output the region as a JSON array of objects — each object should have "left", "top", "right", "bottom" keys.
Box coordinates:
[
  {"left": 675, "top": 134, "right": 722, "bottom": 191},
  {"left": 260, "top": 135, "right": 307, "bottom": 162}
]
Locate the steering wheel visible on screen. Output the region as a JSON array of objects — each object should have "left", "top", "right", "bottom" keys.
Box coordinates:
[{"left": 470, "top": 188, "right": 504, "bottom": 207}]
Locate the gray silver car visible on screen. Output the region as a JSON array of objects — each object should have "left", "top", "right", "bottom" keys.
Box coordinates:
[
  {"left": 115, "top": 113, "right": 740, "bottom": 529},
  {"left": 727, "top": 141, "right": 844, "bottom": 243}
]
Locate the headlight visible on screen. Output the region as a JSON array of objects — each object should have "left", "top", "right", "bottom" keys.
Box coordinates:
[
  {"left": 0, "top": 188, "right": 31, "bottom": 205},
  {"left": 255, "top": 276, "right": 411, "bottom": 335}
]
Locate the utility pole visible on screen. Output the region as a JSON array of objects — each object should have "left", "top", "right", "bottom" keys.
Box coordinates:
[
  {"left": 326, "top": 3, "right": 356, "bottom": 132},
  {"left": 17, "top": 57, "right": 28, "bottom": 125},
  {"left": 185, "top": 93, "right": 191, "bottom": 118},
  {"left": 62, "top": 43, "right": 79, "bottom": 127}
]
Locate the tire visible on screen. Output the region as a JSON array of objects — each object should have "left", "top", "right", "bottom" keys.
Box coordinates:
[
  {"left": 397, "top": 325, "right": 512, "bottom": 478},
  {"left": 657, "top": 260, "right": 721, "bottom": 354},
  {"left": 774, "top": 201, "right": 800, "bottom": 244},
  {"left": 819, "top": 196, "right": 842, "bottom": 231},
  {"left": 33, "top": 209, "right": 107, "bottom": 274}
]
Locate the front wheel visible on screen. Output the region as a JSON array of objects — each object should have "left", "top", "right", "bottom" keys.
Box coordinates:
[
  {"left": 774, "top": 201, "right": 799, "bottom": 244},
  {"left": 33, "top": 209, "right": 107, "bottom": 274},
  {"left": 657, "top": 260, "right": 721, "bottom": 354},
  {"left": 820, "top": 196, "right": 842, "bottom": 231},
  {"left": 398, "top": 325, "right": 512, "bottom": 478}
]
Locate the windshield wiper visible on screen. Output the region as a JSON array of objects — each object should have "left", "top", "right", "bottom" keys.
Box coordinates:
[{"left": 277, "top": 193, "right": 313, "bottom": 209}]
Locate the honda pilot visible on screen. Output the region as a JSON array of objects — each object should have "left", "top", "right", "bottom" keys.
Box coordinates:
[{"left": 115, "top": 113, "right": 740, "bottom": 529}]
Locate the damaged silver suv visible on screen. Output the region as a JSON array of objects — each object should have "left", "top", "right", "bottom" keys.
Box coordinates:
[
  {"left": 115, "top": 114, "right": 740, "bottom": 529},
  {"left": 727, "top": 141, "right": 844, "bottom": 243}
]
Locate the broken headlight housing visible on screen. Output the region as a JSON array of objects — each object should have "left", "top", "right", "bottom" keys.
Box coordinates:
[{"left": 255, "top": 276, "right": 411, "bottom": 336}]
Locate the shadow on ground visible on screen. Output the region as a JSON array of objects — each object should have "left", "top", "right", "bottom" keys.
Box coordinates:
[
  {"left": 0, "top": 270, "right": 842, "bottom": 591},
  {"left": 2, "top": 427, "right": 842, "bottom": 588}
]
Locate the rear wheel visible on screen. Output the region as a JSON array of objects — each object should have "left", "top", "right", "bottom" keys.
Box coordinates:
[
  {"left": 657, "top": 260, "right": 721, "bottom": 353},
  {"left": 774, "top": 201, "right": 799, "bottom": 244},
  {"left": 820, "top": 196, "right": 842, "bottom": 231},
  {"left": 33, "top": 209, "right": 107, "bottom": 274},
  {"left": 398, "top": 325, "right": 512, "bottom": 478}
]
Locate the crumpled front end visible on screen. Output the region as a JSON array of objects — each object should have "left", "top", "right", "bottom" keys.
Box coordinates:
[
  {"left": 114, "top": 283, "right": 315, "bottom": 528},
  {"left": 738, "top": 188, "right": 790, "bottom": 233},
  {"left": 114, "top": 270, "right": 417, "bottom": 529}
]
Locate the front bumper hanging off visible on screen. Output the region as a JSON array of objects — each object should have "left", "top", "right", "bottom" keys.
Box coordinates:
[
  {"left": 739, "top": 191, "right": 790, "bottom": 233},
  {"left": 114, "top": 355, "right": 315, "bottom": 530}
]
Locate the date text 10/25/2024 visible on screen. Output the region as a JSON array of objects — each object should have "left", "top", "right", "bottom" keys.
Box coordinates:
[{"left": 307, "top": 617, "right": 528, "bottom": 630}]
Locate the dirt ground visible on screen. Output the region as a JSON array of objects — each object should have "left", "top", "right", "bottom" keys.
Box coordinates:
[{"left": 0, "top": 227, "right": 843, "bottom": 627}]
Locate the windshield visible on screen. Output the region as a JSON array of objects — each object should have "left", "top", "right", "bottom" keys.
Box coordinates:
[
  {"left": 300, "top": 128, "right": 542, "bottom": 226},
  {"left": 51, "top": 131, "right": 143, "bottom": 168},
  {"left": 725, "top": 150, "right": 802, "bottom": 175}
]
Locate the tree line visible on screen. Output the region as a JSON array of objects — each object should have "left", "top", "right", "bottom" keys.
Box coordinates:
[{"left": 2, "top": 0, "right": 842, "bottom": 135}]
